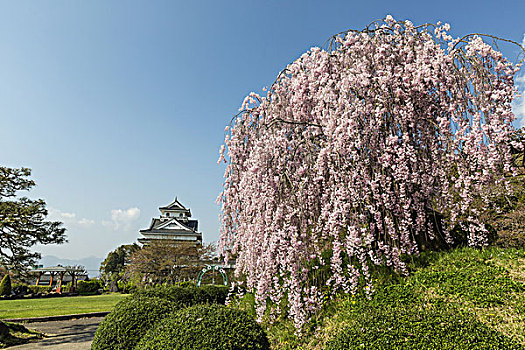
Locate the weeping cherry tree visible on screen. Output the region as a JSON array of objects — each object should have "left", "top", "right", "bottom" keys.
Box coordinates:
[{"left": 218, "top": 16, "right": 524, "bottom": 329}]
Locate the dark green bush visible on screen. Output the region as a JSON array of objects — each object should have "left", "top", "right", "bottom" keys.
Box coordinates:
[
  {"left": 135, "top": 304, "right": 270, "bottom": 350},
  {"left": 76, "top": 279, "right": 102, "bottom": 295},
  {"left": 91, "top": 296, "right": 174, "bottom": 350},
  {"left": 325, "top": 304, "right": 523, "bottom": 350},
  {"left": 174, "top": 280, "right": 196, "bottom": 288},
  {"left": 199, "top": 285, "right": 229, "bottom": 304},
  {"left": 0, "top": 275, "right": 12, "bottom": 296},
  {"left": 117, "top": 280, "right": 137, "bottom": 294},
  {"left": 92, "top": 285, "right": 230, "bottom": 349},
  {"left": 132, "top": 285, "right": 229, "bottom": 307},
  {"left": 27, "top": 285, "right": 53, "bottom": 294},
  {"left": 11, "top": 282, "right": 29, "bottom": 295}
]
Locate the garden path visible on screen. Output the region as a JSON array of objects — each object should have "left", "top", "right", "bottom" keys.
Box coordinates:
[{"left": 8, "top": 316, "right": 103, "bottom": 349}]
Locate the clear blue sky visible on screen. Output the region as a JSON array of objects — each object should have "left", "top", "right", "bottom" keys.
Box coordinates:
[{"left": 1, "top": 1, "right": 524, "bottom": 265}]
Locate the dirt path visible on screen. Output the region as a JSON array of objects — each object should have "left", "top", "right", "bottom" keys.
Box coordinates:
[{"left": 8, "top": 316, "right": 103, "bottom": 349}]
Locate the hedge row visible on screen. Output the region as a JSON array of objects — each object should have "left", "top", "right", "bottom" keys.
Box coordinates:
[
  {"left": 76, "top": 280, "right": 102, "bottom": 295},
  {"left": 132, "top": 285, "right": 229, "bottom": 306}
]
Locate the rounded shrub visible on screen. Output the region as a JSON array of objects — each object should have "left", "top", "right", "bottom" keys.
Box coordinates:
[
  {"left": 200, "top": 285, "right": 229, "bottom": 304},
  {"left": 0, "top": 275, "right": 12, "bottom": 296},
  {"left": 325, "top": 304, "right": 523, "bottom": 350},
  {"left": 135, "top": 304, "right": 270, "bottom": 350},
  {"left": 91, "top": 296, "right": 174, "bottom": 350}
]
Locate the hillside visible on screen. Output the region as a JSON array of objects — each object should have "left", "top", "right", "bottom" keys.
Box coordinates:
[{"left": 257, "top": 246, "right": 525, "bottom": 349}]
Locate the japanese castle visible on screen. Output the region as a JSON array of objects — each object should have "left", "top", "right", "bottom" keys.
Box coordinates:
[{"left": 138, "top": 197, "right": 203, "bottom": 246}]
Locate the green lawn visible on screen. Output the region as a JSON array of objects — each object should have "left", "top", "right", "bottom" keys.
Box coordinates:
[{"left": 0, "top": 293, "right": 129, "bottom": 319}]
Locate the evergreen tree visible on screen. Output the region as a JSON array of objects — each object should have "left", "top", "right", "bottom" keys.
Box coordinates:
[
  {"left": 0, "top": 274, "right": 12, "bottom": 296},
  {"left": 0, "top": 167, "right": 66, "bottom": 275}
]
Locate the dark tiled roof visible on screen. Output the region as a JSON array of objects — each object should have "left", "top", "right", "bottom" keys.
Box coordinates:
[
  {"left": 159, "top": 197, "right": 189, "bottom": 211},
  {"left": 185, "top": 220, "right": 198, "bottom": 231},
  {"left": 140, "top": 230, "right": 202, "bottom": 236}
]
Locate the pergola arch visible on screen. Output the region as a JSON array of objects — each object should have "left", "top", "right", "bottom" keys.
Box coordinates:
[
  {"left": 196, "top": 264, "right": 228, "bottom": 287},
  {"left": 31, "top": 266, "right": 86, "bottom": 293}
]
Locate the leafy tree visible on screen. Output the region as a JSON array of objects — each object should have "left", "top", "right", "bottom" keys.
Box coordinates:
[
  {"left": 99, "top": 244, "right": 139, "bottom": 291},
  {"left": 0, "top": 167, "right": 66, "bottom": 275},
  {"left": 218, "top": 17, "right": 524, "bottom": 329},
  {"left": 100, "top": 244, "right": 139, "bottom": 279},
  {"left": 0, "top": 274, "right": 11, "bottom": 296},
  {"left": 125, "top": 242, "right": 214, "bottom": 286}
]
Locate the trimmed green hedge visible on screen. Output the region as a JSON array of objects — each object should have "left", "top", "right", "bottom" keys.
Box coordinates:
[
  {"left": 135, "top": 304, "right": 270, "bottom": 350},
  {"left": 0, "top": 275, "right": 12, "bottom": 296},
  {"left": 91, "top": 296, "right": 174, "bottom": 350},
  {"left": 325, "top": 303, "right": 523, "bottom": 350},
  {"left": 27, "top": 285, "right": 53, "bottom": 294},
  {"left": 76, "top": 280, "right": 102, "bottom": 295},
  {"left": 132, "top": 285, "right": 229, "bottom": 306}
]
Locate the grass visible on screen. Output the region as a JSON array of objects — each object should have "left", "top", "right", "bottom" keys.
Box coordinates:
[
  {"left": 230, "top": 246, "right": 525, "bottom": 350},
  {"left": 0, "top": 321, "right": 43, "bottom": 348},
  {"left": 0, "top": 293, "right": 129, "bottom": 319}
]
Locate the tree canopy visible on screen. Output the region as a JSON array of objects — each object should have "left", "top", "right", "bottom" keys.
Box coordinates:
[
  {"left": 218, "top": 17, "right": 524, "bottom": 329},
  {"left": 125, "top": 242, "right": 214, "bottom": 286},
  {"left": 0, "top": 167, "right": 66, "bottom": 275},
  {"left": 100, "top": 243, "right": 139, "bottom": 277}
]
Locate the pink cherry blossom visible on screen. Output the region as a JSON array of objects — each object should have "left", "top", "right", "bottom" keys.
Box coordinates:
[{"left": 218, "top": 17, "right": 521, "bottom": 330}]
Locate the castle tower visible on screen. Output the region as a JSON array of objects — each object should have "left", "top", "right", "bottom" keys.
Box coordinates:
[{"left": 138, "top": 197, "right": 202, "bottom": 246}]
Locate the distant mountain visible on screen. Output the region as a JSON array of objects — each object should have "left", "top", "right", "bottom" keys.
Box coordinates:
[{"left": 39, "top": 255, "right": 103, "bottom": 277}]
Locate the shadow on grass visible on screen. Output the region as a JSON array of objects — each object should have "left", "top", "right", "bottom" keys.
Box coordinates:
[{"left": 0, "top": 322, "right": 43, "bottom": 348}]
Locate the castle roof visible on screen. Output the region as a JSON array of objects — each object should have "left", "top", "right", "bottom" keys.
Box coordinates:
[{"left": 159, "top": 197, "right": 189, "bottom": 212}]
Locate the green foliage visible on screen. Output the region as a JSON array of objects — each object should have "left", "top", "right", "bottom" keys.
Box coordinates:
[
  {"left": 199, "top": 285, "right": 229, "bottom": 304},
  {"left": 11, "top": 282, "right": 29, "bottom": 295},
  {"left": 132, "top": 285, "right": 229, "bottom": 307},
  {"left": 174, "top": 280, "right": 196, "bottom": 288},
  {"left": 100, "top": 244, "right": 139, "bottom": 276},
  {"left": 92, "top": 285, "right": 230, "bottom": 350},
  {"left": 76, "top": 279, "right": 102, "bottom": 295},
  {"left": 135, "top": 304, "right": 270, "bottom": 350},
  {"left": 27, "top": 285, "right": 53, "bottom": 294},
  {"left": 91, "top": 296, "right": 174, "bottom": 350},
  {"left": 0, "top": 275, "right": 12, "bottom": 296},
  {"left": 257, "top": 247, "right": 525, "bottom": 349},
  {"left": 409, "top": 248, "right": 524, "bottom": 306},
  {"left": 0, "top": 167, "right": 67, "bottom": 275},
  {"left": 99, "top": 244, "right": 140, "bottom": 290},
  {"left": 117, "top": 280, "right": 137, "bottom": 294},
  {"left": 325, "top": 304, "right": 523, "bottom": 350},
  {"left": 321, "top": 248, "right": 525, "bottom": 350}
]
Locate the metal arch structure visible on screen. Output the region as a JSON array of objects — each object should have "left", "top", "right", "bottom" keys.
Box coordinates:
[{"left": 196, "top": 264, "right": 228, "bottom": 287}]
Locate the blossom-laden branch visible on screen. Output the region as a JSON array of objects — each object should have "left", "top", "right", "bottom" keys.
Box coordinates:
[{"left": 218, "top": 16, "right": 523, "bottom": 330}]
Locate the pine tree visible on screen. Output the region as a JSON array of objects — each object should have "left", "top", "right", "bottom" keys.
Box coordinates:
[{"left": 0, "top": 167, "right": 66, "bottom": 275}]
